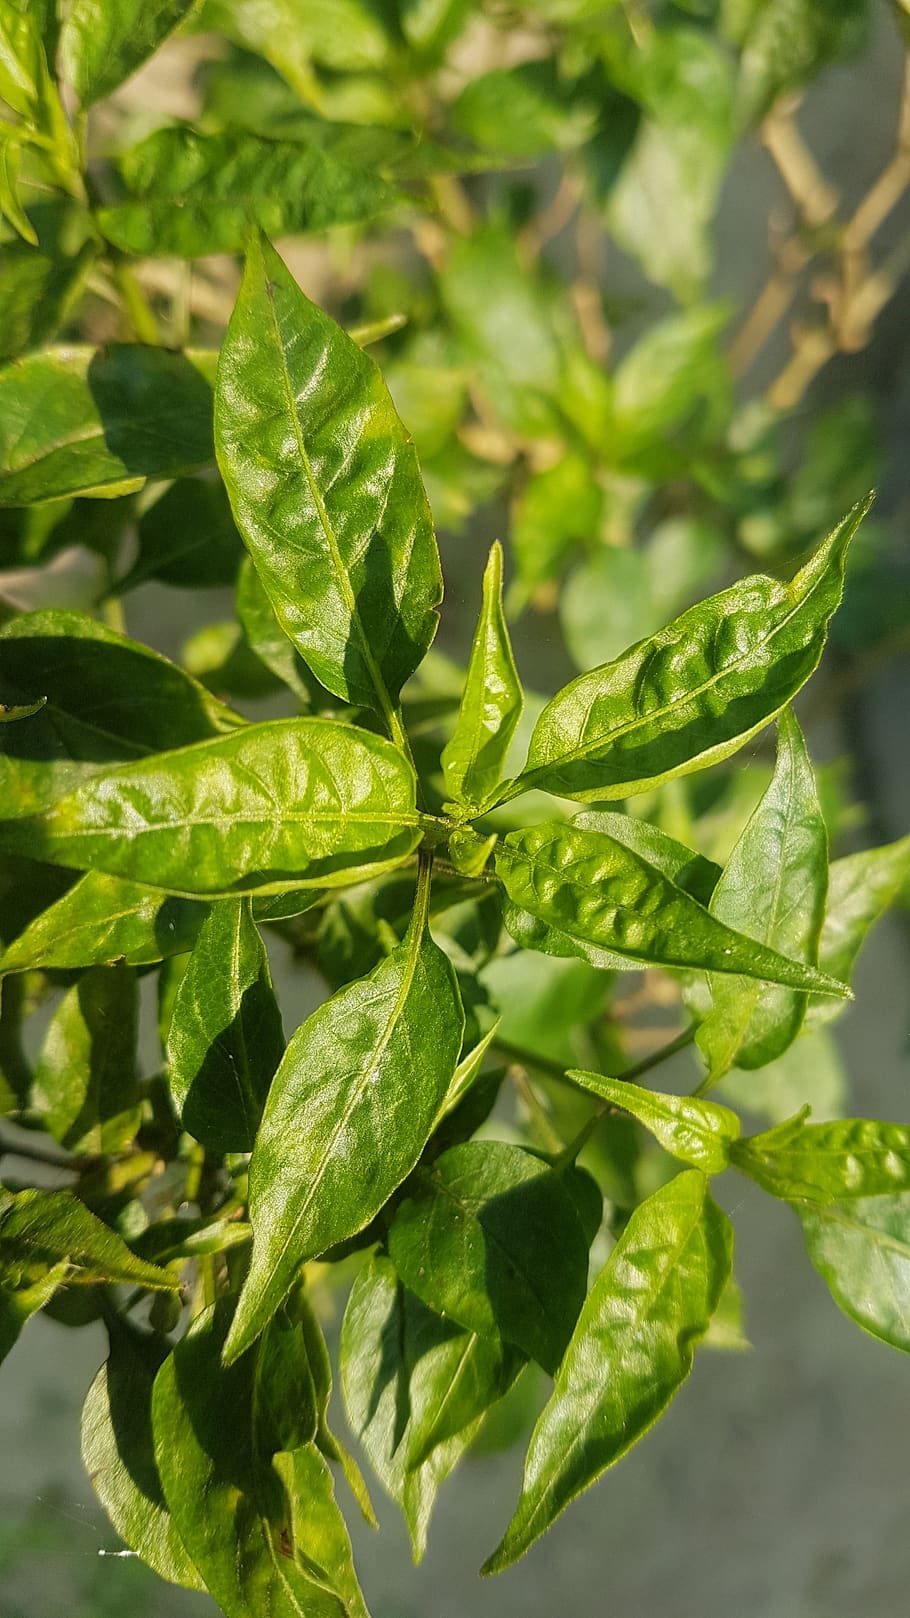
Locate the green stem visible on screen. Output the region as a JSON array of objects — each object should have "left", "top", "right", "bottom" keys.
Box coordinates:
[{"left": 112, "top": 260, "right": 161, "bottom": 345}]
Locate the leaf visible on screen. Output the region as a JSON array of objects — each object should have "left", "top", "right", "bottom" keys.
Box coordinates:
[
  {"left": 152, "top": 1300, "right": 369, "bottom": 1618},
  {"left": 567, "top": 1070, "right": 740, "bottom": 1174},
  {"left": 167, "top": 898, "right": 285, "bottom": 1153},
  {"left": 483, "top": 1171, "right": 733, "bottom": 1572},
  {"left": 98, "top": 126, "right": 397, "bottom": 257},
  {"left": 798, "top": 1194, "right": 910, "bottom": 1353},
  {"left": 0, "top": 133, "right": 37, "bottom": 245},
  {"left": 0, "top": 1187, "right": 178, "bottom": 1290},
  {"left": 0, "top": 697, "right": 46, "bottom": 721},
  {"left": 0, "top": 609, "right": 241, "bottom": 817},
  {"left": 0, "top": 717, "right": 421, "bottom": 897},
  {"left": 115, "top": 477, "right": 244, "bottom": 593},
  {"left": 0, "top": 233, "right": 95, "bottom": 367},
  {"left": 215, "top": 234, "right": 442, "bottom": 716},
  {"left": 388, "top": 1141, "right": 591, "bottom": 1373},
  {"left": 225, "top": 878, "right": 464, "bottom": 1362},
  {"left": 807, "top": 833, "right": 910, "bottom": 1027},
  {"left": 732, "top": 1115, "right": 910, "bottom": 1205},
  {"left": 81, "top": 1319, "right": 205, "bottom": 1590},
  {"left": 495, "top": 820, "right": 850, "bottom": 994},
  {"left": 201, "top": 0, "right": 389, "bottom": 88},
  {"left": 235, "top": 557, "right": 317, "bottom": 705},
  {"left": 33, "top": 963, "right": 140, "bottom": 1155},
  {"left": 723, "top": 0, "right": 869, "bottom": 125},
  {"left": 0, "top": 871, "right": 207, "bottom": 972},
  {"left": 610, "top": 305, "right": 730, "bottom": 453},
  {"left": 499, "top": 501, "right": 869, "bottom": 805},
  {"left": 575, "top": 811, "right": 722, "bottom": 906},
  {"left": 341, "top": 1254, "right": 522, "bottom": 1560},
  {"left": 59, "top": 0, "right": 195, "bottom": 105},
  {"left": 441, "top": 543, "right": 522, "bottom": 812},
  {"left": 291, "top": 1287, "right": 377, "bottom": 1528},
  {"left": 0, "top": 345, "right": 217, "bottom": 506},
  {"left": 0, "top": 1255, "right": 68, "bottom": 1362},
  {"left": 451, "top": 59, "right": 601, "bottom": 157},
  {"left": 718, "top": 1026, "right": 847, "bottom": 1125},
  {"left": 696, "top": 709, "right": 829, "bottom": 1081}
]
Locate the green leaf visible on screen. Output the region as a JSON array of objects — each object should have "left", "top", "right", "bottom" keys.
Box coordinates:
[
  {"left": 0, "top": 345, "right": 217, "bottom": 506},
  {"left": 225, "top": 876, "right": 464, "bottom": 1362},
  {"left": 696, "top": 709, "right": 829, "bottom": 1081},
  {"left": 153, "top": 1300, "right": 370, "bottom": 1617},
  {"left": 500, "top": 501, "right": 869, "bottom": 804},
  {"left": 0, "top": 717, "right": 421, "bottom": 897},
  {"left": 495, "top": 820, "right": 850, "bottom": 993},
  {"left": 450, "top": 60, "right": 601, "bottom": 157},
  {"left": 200, "top": 0, "right": 389, "bottom": 87},
  {"left": 575, "top": 811, "right": 722, "bottom": 906},
  {"left": 798, "top": 1193, "right": 910, "bottom": 1353},
  {"left": 0, "top": 233, "right": 95, "bottom": 367},
  {"left": 59, "top": 0, "right": 196, "bottom": 106},
  {"left": 115, "top": 477, "right": 243, "bottom": 593},
  {"left": 0, "top": 1253, "right": 68, "bottom": 1362},
  {"left": 723, "top": 0, "right": 870, "bottom": 125},
  {"left": 511, "top": 451, "right": 604, "bottom": 596},
  {"left": 215, "top": 234, "right": 442, "bottom": 716},
  {"left": 341, "top": 1254, "right": 522, "bottom": 1560},
  {"left": 0, "top": 609, "right": 241, "bottom": 817},
  {"left": 0, "top": 871, "right": 207, "bottom": 972},
  {"left": 567, "top": 1070, "right": 740, "bottom": 1174},
  {"left": 483, "top": 1171, "right": 733, "bottom": 1572},
  {"left": 441, "top": 543, "right": 522, "bottom": 812},
  {"left": 98, "top": 126, "right": 397, "bottom": 257},
  {"left": 718, "top": 1026, "right": 847, "bottom": 1125},
  {"left": 0, "top": 697, "right": 46, "bottom": 721},
  {"left": 167, "top": 898, "right": 285, "bottom": 1154},
  {"left": 34, "top": 963, "right": 140, "bottom": 1155},
  {"left": 235, "top": 556, "right": 317, "bottom": 704},
  {"left": 808, "top": 833, "right": 910, "bottom": 1027},
  {"left": 388, "top": 1142, "right": 590, "bottom": 1373},
  {"left": 611, "top": 305, "right": 730, "bottom": 454},
  {"left": 81, "top": 1319, "right": 205, "bottom": 1590},
  {"left": 0, "top": 132, "right": 37, "bottom": 245},
  {"left": 0, "top": 1186, "right": 178, "bottom": 1290},
  {"left": 291, "top": 1287, "right": 377, "bottom": 1528},
  {"left": 732, "top": 1115, "right": 910, "bottom": 1204}
]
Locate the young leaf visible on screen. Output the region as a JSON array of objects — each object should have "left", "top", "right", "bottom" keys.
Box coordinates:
[
  {"left": 59, "top": 0, "right": 196, "bottom": 105},
  {"left": 798, "top": 1194, "right": 910, "bottom": 1353},
  {"left": 696, "top": 708, "right": 829, "bottom": 1081},
  {"left": 215, "top": 234, "right": 442, "bottom": 717},
  {"left": 388, "top": 1141, "right": 591, "bottom": 1373},
  {"left": 732, "top": 1116, "right": 910, "bottom": 1204},
  {"left": 81, "top": 1319, "right": 205, "bottom": 1590},
  {"left": 0, "top": 1254, "right": 69, "bottom": 1363},
  {"left": 495, "top": 820, "right": 850, "bottom": 994},
  {"left": 341, "top": 1254, "right": 522, "bottom": 1560},
  {"left": 0, "top": 1187, "right": 178, "bottom": 1291},
  {"left": 441, "top": 542, "right": 522, "bottom": 812},
  {"left": 33, "top": 964, "right": 140, "bottom": 1156},
  {"left": 567, "top": 1070, "right": 740, "bottom": 1174},
  {"left": 167, "top": 898, "right": 285, "bottom": 1153},
  {"left": 807, "top": 832, "right": 910, "bottom": 1027},
  {"left": 225, "top": 871, "right": 464, "bottom": 1362},
  {"left": 0, "top": 718, "right": 421, "bottom": 897},
  {"left": 497, "top": 500, "right": 869, "bottom": 804},
  {"left": 0, "top": 346, "right": 217, "bottom": 505},
  {"left": 483, "top": 1171, "right": 733, "bottom": 1572},
  {"left": 0, "top": 871, "right": 208, "bottom": 972}
]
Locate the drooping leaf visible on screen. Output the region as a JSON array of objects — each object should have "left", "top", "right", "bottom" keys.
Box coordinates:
[
  {"left": 0, "top": 346, "right": 217, "bottom": 505},
  {"left": 696, "top": 708, "right": 829, "bottom": 1081},
  {"left": 483, "top": 1171, "right": 733, "bottom": 1572},
  {"left": 59, "top": 0, "right": 195, "bottom": 105},
  {"left": 388, "top": 1141, "right": 590, "bottom": 1373},
  {"left": 497, "top": 501, "right": 868, "bottom": 804},
  {"left": 798, "top": 1193, "right": 910, "bottom": 1353},
  {"left": 33, "top": 963, "right": 140, "bottom": 1155},
  {"left": 0, "top": 1187, "right": 178, "bottom": 1291},
  {"left": 732, "top": 1115, "right": 910, "bottom": 1204},
  {"left": 495, "top": 820, "right": 850, "bottom": 994},
  {"left": 0, "top": 871, "right": 207, "bottom": 972},
  {"left": 0, "top": 717, "right": 421, "bottom": 897},
  {"left": 341, "top": 1254, "right": 522, "bottom": 1560},
  {"left": 225, "top": 882, "right": 464, "bottom": 1362},
  {"left": 167, "top": 898, "right": 285, "bottom": 1153},
  {"left": 567, "top": 1070, "right": 740, "bottom": 1174},
  {"left": 215, "top": 233, "right": 442, "bottom": 716},
  {"left": 81, "top": 1319, "right": 205, "bottom": 1590},
  {"left": 808, "top": 833, "right": 910, "bottom": 1027},
  {"left": 441, "top": 542, "right": 522, "bottom": 813}
]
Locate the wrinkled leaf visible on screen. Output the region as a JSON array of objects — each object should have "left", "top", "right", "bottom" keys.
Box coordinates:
[
  {"left": 442, "top": 543, "right": 522, "bottom": 812},
  {"left": 733, "top": 1115, "right": 910, "bottom": 1204},
  {"left": 0, "top": 871, "right": 207, "bottom": 971},
  {"left": 567, "top": 1070, "right": 740, "bottom": 1174}
]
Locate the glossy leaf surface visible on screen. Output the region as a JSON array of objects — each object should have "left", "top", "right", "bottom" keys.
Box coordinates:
[
  {"left": 733, "top": 1116, "right": 910, "bottom": 1204},
  {"left": 215, "top": 234, "right": 441, "bottom": 714},
  {"left": 0, "top": 1187, "right": 178, "bottom": 1291},
  {"left": 441, "top": 542, "right": 522, "bottom": 811},
  {"left": 167, "top": 898, "right": 285, "bottom": 1153},
  {"left": 567, "top": 1070, "right": 740, "bottom": 1174},
  {"left": 388, "top": 1141, "right": 590, "bottom": 1372},
  {"left": 799, "top": 1194, "right": 910, "bottom": 1353},
  {"left": 59, "top": 0, "right": 194, "bottom": 105},
  {"left": 502, "top": 502, "right": 867, "bottom": 803},
  {"left": 484, "top": 1171, "right": 733, "bottom": 1571},
  {"left": 34, "top": 963, "right": 140, "bottom": 1155},
  {"left": 0, "top": 871, "right": 207, "bottom": 971},
  {"left": 0, "top": 718, "right": 421, "bottom": 897}
]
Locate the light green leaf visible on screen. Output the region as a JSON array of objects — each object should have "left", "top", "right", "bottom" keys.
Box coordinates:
[
  {"left": 718, "top": 1026, "right": 847, "bottom": 1125},
  {"left": 495, "top": 820, "right": 850, "bottom": 993},
  {"left": 0, "top": 1186, "right": 178, "bottom": 1290},
  {"left": 442, "top": 543, "right": 522, "bottom": 812},
  {"left": 697, "top": 708, "right": 828, "bottom": 1081},
  {"left": 808, "top": 833, "right": 910, "bottom": 1027},
  {"left": 512, "top": 451, "right": 604, "bottom": 596},
  {"left": 388, "top": 1142, "right": 590, "bottom": 1373},
  {"left": 0, "top": 133, "right": 37, "bottom": 245},
  {"left": 451, "top": 60, "right": 601, "bottom": 157},
  {"left": 167, "top": 898, "right": 285, "bottom": 1153},
  {"left": 0, "top": 717, "right": 421, "bottom": 897},
  {"left": 567, "top": 1070, "right": 740, "bottom": 1174},
  {"left": 0, "top": 697, "right": 46, "bottom": 722},
  {"left": 798, "top": 1193, "right": 910, "bottom": 1353},
  {"left": 446, "top": 825, "right": 497, "bottom": 879},
  {"left": 483, "top": 1170, "right": 733, "bottom": 1572},
  {"left": 499, "top": 501, "right": 868, "bottom": 805},
  {"left": 215, "top": 234, "right": 441, "bottom": 716},
  {"left": 291, "top": 1287, "right": 377, "bottom": 1528},
  {"left": 0, "top": 871, "right": 207, "bottom": 972},
  {"left": 225, "top": 875, "right": 464, "bottom": 1362},
  {"left": 723, "top": 0, "right": 869, "bottom": 125},
  {"left": 34, "top": 963, "right": 140, "bottom": 1155},
  {"left": 611, "top": 305, "right": 730, "bottom": 452},
  {"left": 733, "top": 1115, "right": 910, "bottom": 1204},
  {"left": 0, "top": 1254, "right": 68, "bottom": 1362},
  {"left": 81, "top": 1319, "right": 205, "bottom": 1590},
  {"left": 200, "top": 0, "right": 389, "bottom": 88},
  {"left": 59, "top": 0, "right": 195, "bottom": 106}
]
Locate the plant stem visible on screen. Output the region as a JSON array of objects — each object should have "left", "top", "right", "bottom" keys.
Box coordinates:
[
  {"left": 555, "top": 1024, "right": 699, "bottom": 1165},
  {"left": 112, "top": 260, "right": 162, "bottom": 345}
]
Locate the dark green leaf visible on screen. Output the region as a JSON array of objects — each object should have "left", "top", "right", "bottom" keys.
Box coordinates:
[
  {"left": 499, "top": 501, "right": 868, "bottom": 804},
  {"left": 167, "top": 898, "right": 285, "bottom": 1153},
  {"left": 116, "top": 477, "right": 243, "bottom": 593},
  {"left": 0, "top": 345, "right": 217, "bottom": 505},
  {"left": 798, "top": 1193, "right": 910, "bottom": 1353},
  {"left": 34, "top": 963, "right": 140, "bottom": 1155},
  {"left": 59, "top": 0, "right": 196, "bottom": 106},
  {"left": 0, "top": 1186, "right": 178, "bottom": 1290},
  {"left": 0, "top": 717, "right": 421, "bottom": 897},
  {"left": 808, "top": 833, "right": 910, "bottom": 1027},
  {"left": 567, "top": 1070, "right": 740, "bottom": 1173},
  {"left": 291, "top": 1286, "right": 377, "bottom": 1528},
  {"left": 388, "top": 1141, "right": 590, "bottom": 1373},
  {"left": 483, "top": 1171, "right": 733, "bottom": 1572},
  {"left": 0, "top": 239, "right": 95, "bottom": 366},
  {"left": 442, "top": 542, "right": 522, "bottom": 813},
  {"left": 0, "top": 871, "right": 207, "bottom": 971},
  {"left": 235, "top": 556, "right": 317, "bottom": 705},
  {"left": 215, "top": 234, "right": 442, "bottom": 715},
  {"left": 732, "top": 1115, "right": 910, "bottom": 1204}
]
